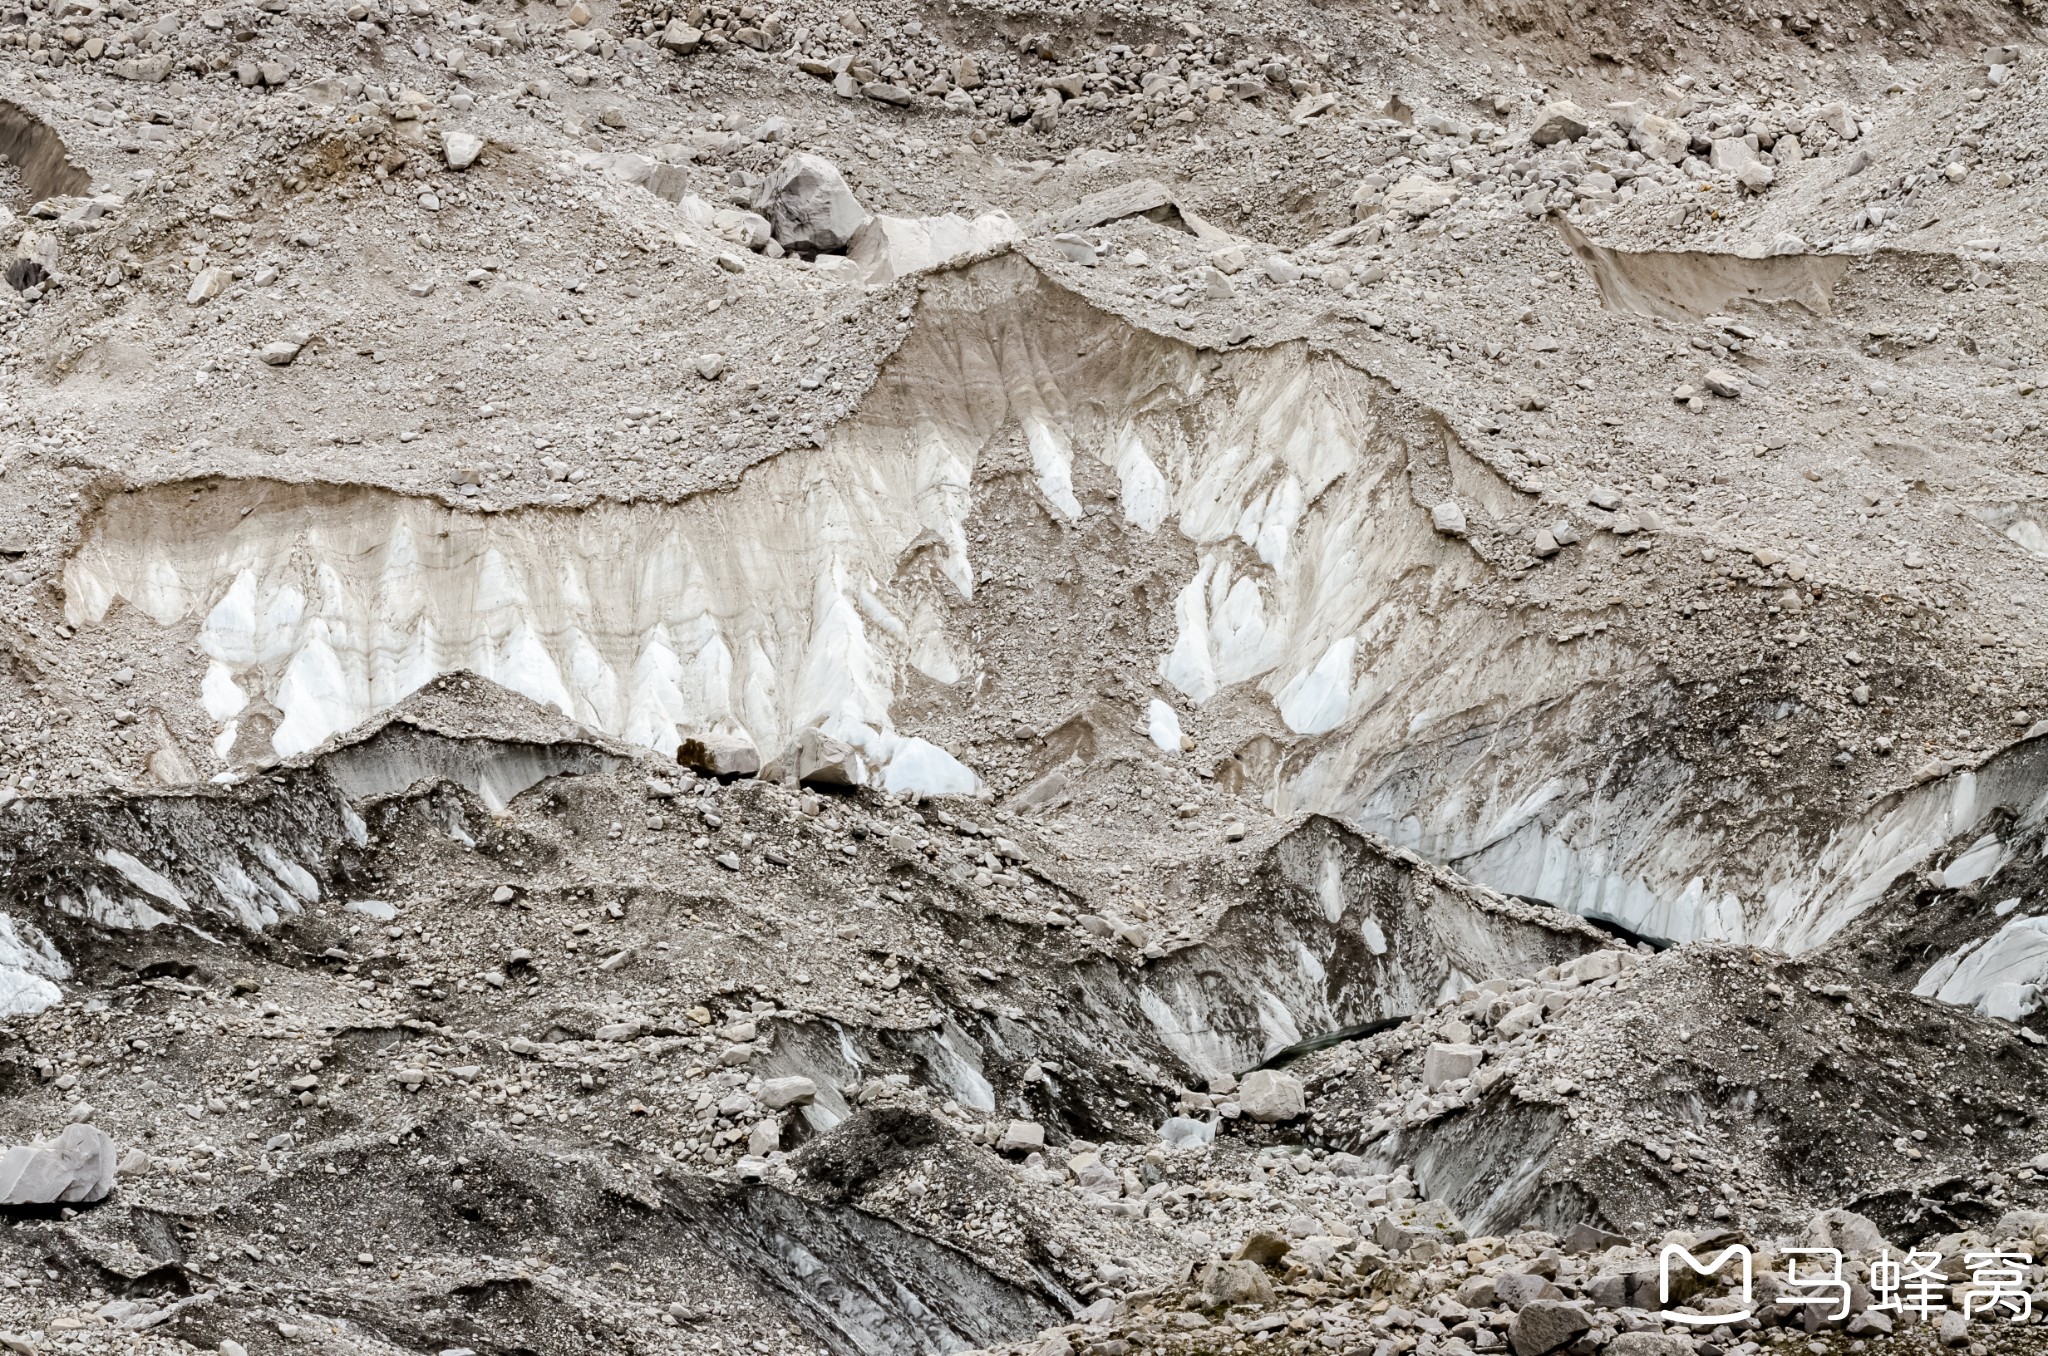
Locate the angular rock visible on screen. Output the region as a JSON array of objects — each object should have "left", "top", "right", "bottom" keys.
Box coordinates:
[
  {"left": 1200, "top": 1259, "right": 1275, "bottom": 1306},
  {"left": 658, "top": 20, "right": 701, "bottom": 52},
  {"left": 186, "top": 266, "right": 230, "bottom": 306},
  {"left": 1703, "top": 368, "right": 1745, "bottom": 398},
  {"left": 998, "top": 1120, "right": 1045, "bottom": 1154},
  {"left": 1384, "top": 175, "right": 1458, "bottom": 218},
  {"left": 1236, "top": 1069, "right": 1305, "bottom": 1123},
  {"left": 760, "top": 1076, "right": 818, "bottom": 1110},
  {"left": 755, "top": 154, "right": 868, "bottom": 256},
  {"left": 1509, "top": 1300, "right": 1592, "bottom": 1356},
  {"left": 1530, "top": 101, "right": 1589, "bottom": 145},
  {"left": 443, "top": 131, "right": 484, "bottom": 171},
  {"left": 1431, "top": 502, "right": 1469, "bottom": 538},
  {"left": 676, "top": 732, "right": 759, "bottom": 779},
  {"left": 764, "top": 728, "right": 865, "bottom": 788},
  {"left": 1423, "top": 1042, "right": 1484, "bottom": 1090}
]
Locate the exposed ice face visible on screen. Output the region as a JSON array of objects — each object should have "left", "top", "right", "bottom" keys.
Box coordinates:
[
  {"left": 66, "top": 259, "right": 1480, "bottom": 808},
  {"left": 58, "top": 256, "right": 2048, "bottom": 954},
  {"left": 1917, "top": 915, "right": 2048, "bottom": 1021},
  {"left": 0, "top": 914, "right": 67, "bottom": 1018}
]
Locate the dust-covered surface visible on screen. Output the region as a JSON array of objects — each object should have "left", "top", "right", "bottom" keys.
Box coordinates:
[{"left": 4, "top": 0, "right": 2048, "bottom": 1349}]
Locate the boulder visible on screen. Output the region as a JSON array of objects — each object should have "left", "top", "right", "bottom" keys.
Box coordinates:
[
  {"left": 1509, "top": 1300, "right": 1592, "bottom": 1356},
  {"left": 760, "top": 1076, "right": 818, "bottom": 1110},
  {"left": 1423, "top": 1042, "right": 1484, "bottom": 1090},
  {"left": 770, "top": 728, "right": 865, "bottom": 788},
  {"left": 1629, "top": 113, "right": 1689, "bottom": 164},
  {"left": 1802, "top": 1207, "right": 1889, "bottom": 1256},
  {"left": 0, "top": 1124, "right": 119, "bottom": 1204},
  {"left": 1384, "top": 174, "right": 1458, "bottom": 218},
  {"left": 1607, "top": 1336, "right": 1695, "bottom": 1356},
  {"left": 1200, "top": 1259, "right": 1275, "bottom": 1307},
  {"left": 676, "top": 732, "right": 760, "bottom": 779},
  {"left": 1530, "top": 101, "right": 1589, "bottom": 145},
  {"left": 998, "top": 1120, "right": 1045, "bottom": 1154},
  {"left": 1561, "top": 1221, "right": 1630, "bottom": 1253},
  {"left": 442, "top": 130, "right": 484, "bottom": 170},
  {"left": 1233, "top": 1229, "right": 1292, "bottom": 1267},
  {"left": 755, "top": 153, "right": 867, "bottom": 256},
  {"left": 1494, "top": 1270, "right": 1564, "bottom": 1309},
  {"left": 1236, "top": 1069, "right": 1305, "bottom": 1123}
]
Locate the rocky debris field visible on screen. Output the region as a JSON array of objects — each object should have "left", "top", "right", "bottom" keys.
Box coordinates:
[{"left": 3, "top": 0, "right": 2048, "bottom": 1346}]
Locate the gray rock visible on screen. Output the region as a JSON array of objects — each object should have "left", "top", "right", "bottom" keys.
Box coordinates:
[
  {"left": 760, "top": 1076, "right": 817, "bottom": 1110},
  {"left": 1233, "top": 1229, "right": 1292, "bottom": 1266},
  {"left": 1508, "top": 1300, "right": 1591, "bottom": 1356},
  {"left": 1530, "top": 101, "right": 1589, "bottom": 145},
  {"left": 755, "top": 154, "right": 867, "bottom": 256},
  {"left": 1423, "top": 1042, "right": 1483, "bottom": 1090},
  {"left": 1430, "top": 502, "right": 1469, "bottom": 538},
  {"left": 768, "top": 728, "right": 864, "bottom": 788},
  {"left": 1494, "top": 1270, "right": 1564, "bottom": 1310},
  {"left": 0, "top": 1124, "right": 119, "bottom": 1204},
  {"left": 862, "top": 81, "right": 915, "bottom": 107},
  {"left": 1560, "top": 1221, "right": 1629, "bottom": 1253},
  {"left": 1937, "top": 1309, "right": 1968, "bottom": 1347},
  {"left": 1606, "top": 1336, "right": 1694, "bottom": 1356},
  {"left": 998, "top": 1120, "right": 1045, "bottom": 1153},
  {"left": 1802, "top": 1207, "right": 1888, "bottom": 1255},
  {"left": 676, "top": 732, "right": 758, "bottom": 778},
  {"left": 1236, "top": 1069, "right": 1305, "bottom": 1122},
  {"left": 1200, "top": 1259, "right": 1274, "bottom": 1306},
  {"left": 1702, "top": 368, "right": 1744, "bottom": 398},
  {"left": 1048, "top": 233, "right": 1099, "bottom": 265},
  {"left": 443, "top": 130, "right": 483, "bottom": 170}
]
